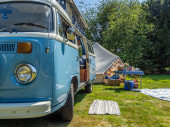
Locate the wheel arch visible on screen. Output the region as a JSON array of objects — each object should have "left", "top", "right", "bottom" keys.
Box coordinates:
[{"left": 71, "top": 76, "right": 78, "bottom": 94}]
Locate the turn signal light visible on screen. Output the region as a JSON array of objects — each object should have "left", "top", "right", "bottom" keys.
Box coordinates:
[{"left": 17, "top": 43, "right": 32, "bottom": 53}]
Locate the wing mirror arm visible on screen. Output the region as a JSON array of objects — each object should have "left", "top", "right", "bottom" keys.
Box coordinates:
[{"left": 64, "top": 38, "right": 69, "bottom": 45}]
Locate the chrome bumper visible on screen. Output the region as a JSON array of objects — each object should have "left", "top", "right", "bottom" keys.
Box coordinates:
[{"left": 0, "top": 101, "right": 51, "bottom": 119}]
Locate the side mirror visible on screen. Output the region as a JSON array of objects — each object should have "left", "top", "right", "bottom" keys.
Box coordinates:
[{"left": 66, "top": 28, "right": 75, "bottom": 41}]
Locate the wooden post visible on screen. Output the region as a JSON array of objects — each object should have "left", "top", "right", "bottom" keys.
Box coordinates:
[{"left": 82, "top": 37, "right": 90, "bottom": 82}]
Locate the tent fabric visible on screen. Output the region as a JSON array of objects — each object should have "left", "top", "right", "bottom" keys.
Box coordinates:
[{"left": 93, "top": 42, "right": 119, "bottom": 74}]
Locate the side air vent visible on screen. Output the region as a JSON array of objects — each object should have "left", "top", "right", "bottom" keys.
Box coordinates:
[{"left": 0, "top": 43, "right": 17, "bottom": 53}]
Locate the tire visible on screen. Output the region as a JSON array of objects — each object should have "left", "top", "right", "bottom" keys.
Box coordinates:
[
  {"left": 85, "top": 82, "right": 93, "bottom": 93},
  {"left": 61, "top": 83, "right": 74, "bottom": 121}
]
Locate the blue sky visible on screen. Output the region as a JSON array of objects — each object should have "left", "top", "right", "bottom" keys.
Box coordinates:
[
  {"left": 74, "top": 0, "right": 98, "bottom": 7},
  {"left": 74, "top": 0, "right": 146, "bottom": 7}
]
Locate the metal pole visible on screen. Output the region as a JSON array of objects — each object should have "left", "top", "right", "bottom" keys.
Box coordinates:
[
  {"left": 124, "top": 74, "right": 126, "bottom": 83},
  {"left": 115, "top": 73, "right": 116, "bottom": 88},
  {"left": 141, "top": 75, "right": 142, "bottom": 89}
]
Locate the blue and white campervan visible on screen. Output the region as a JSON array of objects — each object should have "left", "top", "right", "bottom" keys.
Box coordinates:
[{"left": 0, "top": 0, "right": 96, "bottom": 120}]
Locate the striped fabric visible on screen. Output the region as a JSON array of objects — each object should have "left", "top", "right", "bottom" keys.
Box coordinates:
[{"left": 89, "top": 99, "right": 121, "bottom": 115}]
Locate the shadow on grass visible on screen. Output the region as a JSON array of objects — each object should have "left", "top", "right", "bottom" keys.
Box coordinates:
[
  {"left": 0, "top": 112, "right": 70, "bottom": 127},
  {"left": 94, "top": 83, "right": 127, "bottom": 93},
  {"left": 103, "top": 87, "right": 130, "bottom": 93},
  {"left": 143, "top": 74, "right": 170, "bottom": 81},
  {"left": 0, "top": 90, "right": 88, "bottom": 127},
  {"left": 75, "top": 88, "right": 88, "bottom": 105}
]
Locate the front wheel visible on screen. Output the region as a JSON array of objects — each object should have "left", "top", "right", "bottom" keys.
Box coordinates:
[
  {"left": 61, "top": 83, "right": 74, "bottom": 121},
  {"left": 85, "top": 82, "right": 93, "bottom": 93}
]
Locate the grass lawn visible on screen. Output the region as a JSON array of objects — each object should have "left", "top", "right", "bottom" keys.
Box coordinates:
[
  {"left": 166, "top": 68, "right": 170, "bottom": 71},
  {"left": 0, "top": 74, "right": 170, "bottom": 127}
]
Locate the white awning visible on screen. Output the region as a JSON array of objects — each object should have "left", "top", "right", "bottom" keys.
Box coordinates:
[{"left": 93, "top": 42, "right": 119, "bottom": 74}]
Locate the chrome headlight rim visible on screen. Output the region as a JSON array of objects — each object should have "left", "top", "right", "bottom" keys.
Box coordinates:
[{"left": 15, "top": 64, "right": 37, "bottom": 84}]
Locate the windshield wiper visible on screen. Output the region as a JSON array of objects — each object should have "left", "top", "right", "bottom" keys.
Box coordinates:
[
  {"left": 0, "top": 25, "right": 8, "bottom": 32},
  {"left": 0, "top": 23, "right": 48, "bottom": 32},
  {"left": 14, "top": 23, "right": 48, "bottom": 30},
  {"left": 0, "top": 25, "right": 22, "bottom": 33},
  {"left": 0, "top": 28, "right": 7, "bottom": 32},
  {"left": 0, "top": 26, "right": 15, "bottom": 33}
]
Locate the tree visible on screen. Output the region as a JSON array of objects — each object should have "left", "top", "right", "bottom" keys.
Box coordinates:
[
  {"left": 103, "top": 0, "right": 153, "bottom": 68},
  {"left": 80, "top": 0, "right": 170, "bottom": 72},
  {"left": 143, "top": 0, "right": 170, "bottom": 71}
]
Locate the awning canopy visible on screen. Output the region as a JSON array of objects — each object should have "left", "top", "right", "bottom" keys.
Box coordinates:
[{"left": 93, "top": 43, "right": 120, "bottom": 74}]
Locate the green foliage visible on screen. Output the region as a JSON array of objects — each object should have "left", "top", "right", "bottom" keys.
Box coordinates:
[
  {"left": 80, "top": 0, "right": 170, "bottom": 72},
  {"left": 144, "top": 0, "right": 170, "bottom": 71},
  {"left": 103, "top": 0, "right": 153, "bottom": 68},
  {"left": 79, "top": 47, "right": 83, "bottom": 57}
]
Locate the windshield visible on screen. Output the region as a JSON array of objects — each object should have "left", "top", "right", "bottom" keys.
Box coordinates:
[{"left": 0, "top": 2, "right": 53, "bottom": 33}]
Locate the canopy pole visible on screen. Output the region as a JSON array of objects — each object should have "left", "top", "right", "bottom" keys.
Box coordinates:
[{"left": 141, "top": 76, "right": 142, "bottom": 89}]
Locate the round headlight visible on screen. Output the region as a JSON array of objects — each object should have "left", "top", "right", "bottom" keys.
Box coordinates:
[{"left": 15, "top": 64, "right": 37, "bottom": 84}]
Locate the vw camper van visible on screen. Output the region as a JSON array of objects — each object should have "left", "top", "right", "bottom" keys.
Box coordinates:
[{"left": 0, "top": 0, "right": 96, "bottom": 121}]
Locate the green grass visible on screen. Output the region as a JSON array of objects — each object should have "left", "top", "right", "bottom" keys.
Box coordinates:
[
  {"left": 0, "top": 74, "right": 170, "bottom": 127},
  {"left": 142, "top": 74, "right": 170, "bottom": 89},
  {"left": 166, "top": 68, "right": 170, "bottom": 71}
]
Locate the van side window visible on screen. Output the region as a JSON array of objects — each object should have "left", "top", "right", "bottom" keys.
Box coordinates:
[
  {"left": 58, "top": 14, "right": 76, "bottom": 44},
  {"left": 91, "top": 46, "right": 94, "bottom": 54},
  {"left": 87, "top": 42, "right": 92, "bottom": 53},
  {"left": 72, "top": 36, "right": 77, "bottom": 44},
  {"left": 58, "top": 14, "right": 70, "bottom": 39},
  {"left": 87, "top": 42, "right": 94, "bottom": 54},
  {"left": 71, "top": 35, "right": 77, "bottom": 44},
  {"left": 57, "top": 13, "right": 64, "bottom": 36},
  {"left": 62, "top": 22, "right": 69, "bottom": 39}
]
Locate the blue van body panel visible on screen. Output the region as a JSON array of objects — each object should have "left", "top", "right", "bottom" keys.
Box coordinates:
[
  {"left": 52, "top": 40, "right": 79, "bottom": 107},
  {"left": 0, "top": 37, "right": 95, "bottom": 116},
  {"left": 0, "top": 37, "right": 53, "bottom": 102},
  {"left": 0, "top": 37, "right": 80, "bottom": 110},
  {"left": 89, "top": 55, "right": 96, "bottom": 81},
  {"left": 0, "top": 0, "right": 96, "bottom": 119}
]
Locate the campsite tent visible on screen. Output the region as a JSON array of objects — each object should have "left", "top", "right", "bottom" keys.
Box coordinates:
[{"left": 93, "top": 43, "right": 123, "bottom": 83}]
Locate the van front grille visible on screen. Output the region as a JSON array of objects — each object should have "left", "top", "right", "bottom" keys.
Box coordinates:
[{"left": 0, "top": 43, "right": 17, "bottom": 53}]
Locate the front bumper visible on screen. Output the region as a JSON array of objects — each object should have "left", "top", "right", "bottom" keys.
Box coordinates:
[{"left": 0, "top": 101, "right": 51, "bottom": 119}]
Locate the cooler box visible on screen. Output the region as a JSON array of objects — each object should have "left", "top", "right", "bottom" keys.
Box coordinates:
[
  {"left": 125, "top": 80, "right": 134, "bottom": 90},
  {"left": 133, "top": 83, "right": 139, "bottom": 89}
]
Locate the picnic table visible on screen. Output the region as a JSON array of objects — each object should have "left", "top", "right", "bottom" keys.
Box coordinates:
[{"left": 114, "top": 70, "right": 144, "bottom": 89}]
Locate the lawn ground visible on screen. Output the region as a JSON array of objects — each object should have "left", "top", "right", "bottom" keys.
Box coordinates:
[
  {"left": 166, "top": 68, "right": 170, "bottom": 71},
  {"left": 0, "top": 74, "right": 170, "bottom": 127}
]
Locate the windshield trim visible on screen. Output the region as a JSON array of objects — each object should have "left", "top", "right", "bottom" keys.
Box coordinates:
[{"left": 0, "top": 1, "right": 54, "bottom": 33}]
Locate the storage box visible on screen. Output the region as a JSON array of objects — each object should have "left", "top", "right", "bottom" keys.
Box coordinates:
[
  {"left": 80, "top": 69, "right": 86, "bottom": 82},
  {"left": 120, "top": 79, "right": 125, "bottom": 83},
  {"left": 119, "top": 75, "right": 124, "bottom": 80},
  {"left": 133, "top": 83, "right": 139, "bottom": 89},
  {"left": 105, "top": 79, "right": 121, "bottom": 86},
  {"left": 118, "top": 66, "right": 123, "bottom": 71},
  {"left": 103, "top": 79, "right": 108, "bottom": 84}
]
